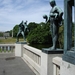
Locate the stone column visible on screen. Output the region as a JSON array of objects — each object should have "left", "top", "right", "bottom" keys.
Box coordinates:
[
  {"left": 74, "top": 0, "right": 75, "bottom": 51},
  {"left": 61, "top": 0, "right": 75, "bottom": 75},
  {"left": 64, "top": 0, "right": 72, "bottom": 53},
  {"left": 63, "top": 0, "right": 75, "bottom": 64}
]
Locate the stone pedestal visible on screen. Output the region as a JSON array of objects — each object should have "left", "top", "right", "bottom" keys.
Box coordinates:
[
  {"left": 41, "top": 49, "right": 63, "bottom": 75},
  {"left": 15, "top": 42, "right": 27, "bottom": 57}
]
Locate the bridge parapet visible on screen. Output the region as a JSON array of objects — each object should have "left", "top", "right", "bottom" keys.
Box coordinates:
[
  {"left": 23, "top": 45, "right": 41, "bottom": 75},
  {"left": 0, "top": 44, "right": 15, "bottom": 53}
]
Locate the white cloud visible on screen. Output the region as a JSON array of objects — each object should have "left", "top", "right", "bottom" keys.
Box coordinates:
[{"left": 0, "top": 0, "right": 64, "bottom": 31}]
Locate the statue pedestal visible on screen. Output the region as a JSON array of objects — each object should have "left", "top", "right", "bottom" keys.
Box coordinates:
[
  {"left": 42, "top": 48, "right": 63, "bottom": 54},
  {"left": 15, "top": 42, "right": 27, "bottom": 57},
  {"left": 41, "top": 49, "right": 63, "bottom": 75}
]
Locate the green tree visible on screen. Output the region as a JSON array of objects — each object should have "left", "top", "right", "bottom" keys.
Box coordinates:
[
  {"left": 9, "top": 30, "right": 12, "bottom": 37},
  {"left": 27, "top": 22, "right": 52, "bottom": 44},
  {"left": 13, "top": 25, "right": 19, "bottom": 37},
  {"left": 0, "top": 32, "right": 3, "bottom": 37},
  {"left": 28, "top": 22, "right": 38, "bottom": 32},
  {"left": 59, "top": 25, "right": 64, "bottom": 48}
]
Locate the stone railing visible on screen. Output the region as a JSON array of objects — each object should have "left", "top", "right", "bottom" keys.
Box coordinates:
[
  {"left": 23, "top": 45, "right": 41, "bottom": 75},
  {"left": 52, "top": 57, "right": 62, "bottom": 75},
  {"left": 0, "top": 44, "right": 15, "bottom": 53},
  {"left": 0, "top": 43, "right": 63, "bottom": 75},
  {"left": 22, "top": 44, "right": 63, "bottom": 75},
  {"left": 14, "top": 43, "right": 63, "bottom": 75}
]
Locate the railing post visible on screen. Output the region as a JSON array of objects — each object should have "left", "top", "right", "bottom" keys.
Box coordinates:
[
  {"left": 52, "top": 57, "right": 62, "bottom": 75},
  {"left": 0, "top": 44, "right": 15, "bottom": 53},
  {"left": 41, "top": 50, "right": 63, "bottom": 75},
  {"left": 15, "top": 42, "right": 27, "bottom": 57}
]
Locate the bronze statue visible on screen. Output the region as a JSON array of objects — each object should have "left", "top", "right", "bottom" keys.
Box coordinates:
[
  {"left": 16, "top": 20, "right": 28, "bottom": 42},
  {"left": 43, "top": 0, "right": 63, "bottom": 50}
]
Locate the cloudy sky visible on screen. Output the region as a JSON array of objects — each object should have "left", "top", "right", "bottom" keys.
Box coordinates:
[{"left": 0, "top": 0, "right": 64, "bottom": 31}]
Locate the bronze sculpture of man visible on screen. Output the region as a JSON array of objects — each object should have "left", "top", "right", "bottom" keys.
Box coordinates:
[
  {"left": 16, "top": 20, "right": 28, "bottom": 42},
  {"left": 43, "top": 0, "right": 63, "bottom": 50}
]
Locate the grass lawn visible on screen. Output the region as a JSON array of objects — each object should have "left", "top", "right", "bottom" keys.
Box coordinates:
[{"left": 0, "top": 37, "right": 24, "bottom": 44}]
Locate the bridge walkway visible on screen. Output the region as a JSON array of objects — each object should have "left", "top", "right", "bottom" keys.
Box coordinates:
[{"left": 0, "top": 54, "right": 35, "bottom": 75}]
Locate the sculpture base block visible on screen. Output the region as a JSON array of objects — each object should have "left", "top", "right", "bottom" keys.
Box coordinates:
[
  {"left": 63, "top": 51, "right": 75, "bottom": 65},
  {"left": 42, "top": 48, "right": 63, "bottom": 54},
  {"left": 41, "top": 48, "right": 63, "bottom": 75}
]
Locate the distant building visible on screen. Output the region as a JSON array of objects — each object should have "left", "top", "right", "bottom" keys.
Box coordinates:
[{"left": 3, "top": 32, "right": 10, "bottom": 37}]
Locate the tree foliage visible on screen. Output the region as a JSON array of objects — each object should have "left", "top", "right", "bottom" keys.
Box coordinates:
[
  {"left": 27, "top": 22, "right": 38, "bottom": 32},
  {"left": 9, "top": 30, "right": 12, "bottom": 37},
  {"left": 27, "top": 22, "right": 52, "bottom": 44},
  {"left": 27, "top": 21, "right": 64, "bottom": 48},
  {"left": 13, "top": 25, "right": 19, "bottom": 37},
  {"left": 12, "top": 21, "right": 64, "bottom": 48},
  {"left": 5, "top": 19, "right": 75, "bottom": 49},
  {"left": 0, "top": 32, "right": 3, "bottom": 37}
]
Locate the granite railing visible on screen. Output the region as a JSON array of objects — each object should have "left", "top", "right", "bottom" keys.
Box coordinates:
[
  {"left": 52, "top": 57, "right": 62, "bottom": 75},
  {"left": 0, "top": 44, "right": 15, "bottom": 53},
  {"left": 23, "top": 45, "right": 41, "bottom": 75},
  {"left": 22, "top": 44, "right": 63, "bottom": 75}
]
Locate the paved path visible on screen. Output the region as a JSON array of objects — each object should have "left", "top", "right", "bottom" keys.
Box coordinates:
[{"left": 0, "top": 54, "right": 35, "bottom": 75}]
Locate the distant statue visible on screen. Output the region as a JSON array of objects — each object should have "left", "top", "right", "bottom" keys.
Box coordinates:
[
  {"left": 43, "top": 0, "right": 63, "bottom": 50},
  {"left": 16, "top": 20, "right": 28, "bottom": 42}
]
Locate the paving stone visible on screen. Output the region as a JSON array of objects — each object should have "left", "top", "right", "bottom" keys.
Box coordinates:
[{"left": 0, "top": 54, "right": 35, "bottom": 75}]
